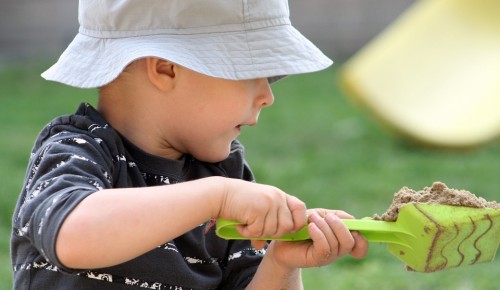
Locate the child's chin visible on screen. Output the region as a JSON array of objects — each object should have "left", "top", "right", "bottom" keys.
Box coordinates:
[{"left": 194, "top": 148, "right": 230, "bottom": 163}]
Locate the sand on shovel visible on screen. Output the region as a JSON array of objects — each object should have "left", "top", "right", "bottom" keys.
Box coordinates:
[{"left": 374, "top": 181, "right": 500, "bottom": 222}]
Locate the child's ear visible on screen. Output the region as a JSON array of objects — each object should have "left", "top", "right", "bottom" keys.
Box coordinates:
[{"left": 145, "top": 57, "right": 176, "bottom": 91}]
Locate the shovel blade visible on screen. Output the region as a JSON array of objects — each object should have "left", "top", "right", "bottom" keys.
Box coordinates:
[{"left": 387, "top": 204, "right": 500, "bottom": 272}]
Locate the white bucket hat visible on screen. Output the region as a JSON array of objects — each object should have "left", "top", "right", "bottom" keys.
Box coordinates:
[{"left": 42, "top": 0, "right": 333, "bottom": 88}]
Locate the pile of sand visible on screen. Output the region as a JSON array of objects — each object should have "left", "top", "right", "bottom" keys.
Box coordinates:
[{"left": 374, "top": 181, "right": 500, "bottom": 221}]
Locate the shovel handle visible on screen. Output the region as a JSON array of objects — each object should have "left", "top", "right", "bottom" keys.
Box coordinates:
[
  {"left": 216, "top": 218, "right": 412, "bottom": 246},
  {"left": 343, "top": 219, "right": 413, "bottom": 246}
]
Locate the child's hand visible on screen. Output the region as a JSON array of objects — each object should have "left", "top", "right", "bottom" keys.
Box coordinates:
[
  {"left": 265, "top": 208, "right": 369, "bottom": 269},
  {"left": 217, "top": 178, "right": 307, "bottom": 240}
]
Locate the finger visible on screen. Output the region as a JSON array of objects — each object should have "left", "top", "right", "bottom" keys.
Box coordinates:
[
  {"left": 307, "top": 209, "right": 354, "bottom": 220},
  {"left": 325, "top": 213, "right": 355, "bottom": 257},
  {"left": 331, "top": 210, "right": 354, "bottom": 220},
  {"left": 349, "top": 231, "right": 369, "bottom": 259},
  {"left": 275, "top": 206, "right": 295, "bottom": 237},
  {"left": 236, "top": 212, "right": 268, "bottom": 238},
  {"left": 261, "top": 209, "right": 282, "bottom": 238},
  {"left": 286, "top": 195, "right": 307, "bottom": 231},
  {"left": 307, "top": 222, "right": 329, "bottom": 259},
  {"left": 308, "top": 212, "right": 335, "bottom": 260},
  {"left": 311, "top": 212, "right": 336, "bottom": 243}
]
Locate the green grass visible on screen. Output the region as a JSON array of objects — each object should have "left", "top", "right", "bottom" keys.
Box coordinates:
[{"left": 1, "top": 64, "right": 499, "bottom": 289}]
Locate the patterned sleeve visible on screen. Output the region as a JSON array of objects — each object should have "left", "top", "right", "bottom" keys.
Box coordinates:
[{"left": 12, "top": 129, "right": 114, "bottom": 272}]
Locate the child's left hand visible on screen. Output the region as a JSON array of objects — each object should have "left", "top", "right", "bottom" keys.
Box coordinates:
[{"left": 257, "top": 208, "right": 369, "bottom": 269}]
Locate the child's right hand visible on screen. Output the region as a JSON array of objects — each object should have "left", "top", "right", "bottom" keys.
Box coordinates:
[{"left": 217, "top": 178, "right": 307, "bottom": 240}]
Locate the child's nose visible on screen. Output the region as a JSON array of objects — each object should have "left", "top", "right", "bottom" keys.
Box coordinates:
[{"left": 256, "top": 79, "right": 274, "bottom": 108}]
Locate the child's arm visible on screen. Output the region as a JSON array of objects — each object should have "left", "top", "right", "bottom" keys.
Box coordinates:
[
  {"left": 246, "top": 209, "right": 369, "bottom": 290},
  {"left": 55, "top": 176, "right": 307, "bottom": 269}
]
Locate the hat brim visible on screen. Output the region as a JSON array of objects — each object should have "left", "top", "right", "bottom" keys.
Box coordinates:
[{"left": 42, "top": 24, "right": 332, "bottom": 88}]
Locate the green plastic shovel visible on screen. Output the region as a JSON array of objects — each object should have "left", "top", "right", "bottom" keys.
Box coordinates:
[{"left": 216, "top": 204, "right": 500, "bottom": 272}]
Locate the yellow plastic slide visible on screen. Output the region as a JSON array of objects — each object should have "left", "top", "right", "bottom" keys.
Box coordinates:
[{"left": 340, "top": 0, "right": 500, "bottom": 147}]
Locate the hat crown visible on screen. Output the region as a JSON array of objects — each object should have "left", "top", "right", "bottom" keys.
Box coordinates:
[
  {"left": 79, "top": 0, "right": 290, "bottom": 37},
  {"left": 43, "top": 0, "right": 332, "bottom": 88}
]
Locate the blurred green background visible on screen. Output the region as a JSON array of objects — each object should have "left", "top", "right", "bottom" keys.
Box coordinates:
[{"left": 1, "top": 64, "right": 499, "bottom": 289}]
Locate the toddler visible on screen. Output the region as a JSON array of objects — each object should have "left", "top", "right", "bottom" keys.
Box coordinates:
[{"left": 11, "top": 1, "right": 368, "bottom": 289}]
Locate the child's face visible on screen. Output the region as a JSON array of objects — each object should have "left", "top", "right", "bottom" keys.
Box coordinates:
[{"left": 159, "top": 67, "right": 275, "bottom": 162}]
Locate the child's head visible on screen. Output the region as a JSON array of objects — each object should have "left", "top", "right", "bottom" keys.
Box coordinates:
[
  {"left": 99, "top": 57, "right": 274, "bottom": 162},
  {"left": 42, "top": 0, "right": 332, "bottom": 88},
  {"left": 41, "top": 0, "right": 333, "bottom": 162}
]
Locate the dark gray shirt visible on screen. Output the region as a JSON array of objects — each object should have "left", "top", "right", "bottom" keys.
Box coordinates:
[{"left": 11, "top": 103, "right": 264, "bottom": 289}]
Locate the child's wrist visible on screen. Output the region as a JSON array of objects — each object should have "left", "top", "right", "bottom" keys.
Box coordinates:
[
  {"left": 264, "top": 242, "right": 299, "bottom": 272},
  {"left": 203, "top": 176, "right": 228, "bottom": 219}
]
